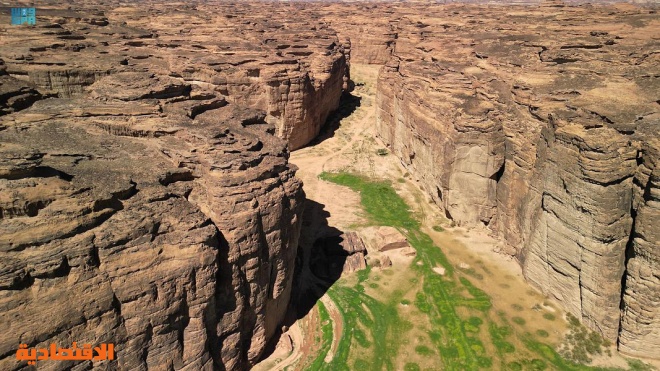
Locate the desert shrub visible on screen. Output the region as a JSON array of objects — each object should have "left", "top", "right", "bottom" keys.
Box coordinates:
[
  {"left": 536, "top": 329, "right": 549, "bottom": 338},
  {"left": 512, "top": 317, "right": 526, "bottom": 326}
]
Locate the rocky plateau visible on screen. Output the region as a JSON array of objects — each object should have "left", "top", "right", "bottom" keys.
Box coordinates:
[{"left": 0, "top": 0, "right": 658, "bottom": 369}]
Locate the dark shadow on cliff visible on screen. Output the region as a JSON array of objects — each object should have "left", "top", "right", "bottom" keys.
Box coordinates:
[
  {"left": 257, "top": 198, "right": 346, "bottom": 363},
  {"left": 305, "top": 91, "right": 361, "bottom": 147},
  {"left": 292, "top": 199, "right": 347, "bottom": 319}
]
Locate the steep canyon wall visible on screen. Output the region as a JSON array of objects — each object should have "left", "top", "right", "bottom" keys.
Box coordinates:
[
  {"left": 326, "top": 2, "right": 659, "bottom": 358},
  {"left": 0, "top": 3, "right": 350, "bottom": 369}
]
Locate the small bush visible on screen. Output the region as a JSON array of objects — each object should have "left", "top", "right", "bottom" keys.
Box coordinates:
[
  {"left": 512, "top": 317, "right": 526, "bottom": 326},
  {"left": 627, "top": 358, "right": 654, "bottom": 371},
  {"left": 415, "top": 345, "right": 434, "bottom": 356},
  {"left": 507, "top": 361, "right": 523, "bottom": 371},
  {"left": 536, "top": 329, "right": 549, "bottom": 338},
  {"left": 376, "top": 148, "right": 388, "bottom": 156},
  {"left": 560, "top": 312, "right": 612, "bottom": 365},
  {"left": 432, "top": 225, "right": 444, "bottom": 232}
]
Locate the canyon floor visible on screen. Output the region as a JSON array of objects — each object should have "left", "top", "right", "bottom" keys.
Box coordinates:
[{"left": 254, "top": 64, "right": 656, "bottom": 371}]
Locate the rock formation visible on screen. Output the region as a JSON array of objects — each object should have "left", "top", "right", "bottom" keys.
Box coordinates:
[
  {"left": 0, "top": 59, "right": 42, "bottom": 116},
  {"left": 1, "top": 3, "right": 349, "bottom": 150},
  {"left": 310, "top": 232, "right": 367, "bottom": 281},
  {"left": 1, "top": 0, "right": 658, "bottom": 367},
  {"left": 0, "top": 2, "right": 352, "bottom": 369},
  {"left": 324, "top": 1, "right": 659, "bottom": 358},
  {"left": 372, "top": 226, "right": 411, "bottom": 252}
]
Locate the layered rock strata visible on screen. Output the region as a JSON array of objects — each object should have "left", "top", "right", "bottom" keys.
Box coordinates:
[
  {"left": 0, "top": 4, "right": 366, "bottom": 369},
  {"left": 0, "top": 75, "right": 304, "bottom": 371},
  {"left": 326, "top": 2, "right": 659, "bottom": 357},
  {"left": 0, "top": 59, "right": 42, "bottom": 116},
  {"left": 0, "top": 3, "right": 349, "bottom": 150},
  {"left": 110, "top": 3, "right": 348, "bottom": 150}
]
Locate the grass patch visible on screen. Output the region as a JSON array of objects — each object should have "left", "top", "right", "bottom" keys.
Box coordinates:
[
  {"left": 415, "top": 345, "right": 434, "bottom": 356},
  {"left": 432, "top": 225, "right": 444, "bottom": 232},
  {"left": 512, "top": 317, "right": 527, "bottom": 326},
  {"left": 307, "top": 300, "right": 334, "bottom": 370},
  {"left": 543, "top": 313, "right": 556, "bottom": 321},
  {"left": 313, "top": 172, "right": 627, "bottom": 371},
  {"left": 627, "top": 358, "right": 654, "bottom": 371},
  {"left": 404, "top": 363, "right": 421, "bottom": 371},
  {"left": 319, "top": 172, "right": 418, "bottom": 229},
  {"left": 536, "top": 329, "right": 550, "bottom": 338}
]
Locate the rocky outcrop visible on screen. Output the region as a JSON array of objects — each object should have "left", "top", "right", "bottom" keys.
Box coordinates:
[
  {"left": 0, "top": 3, "right": 349, "bottom": 150},
  {"left": 618, "top": 140, "right": 660, "bottom": 357},
  {"left": 0, "top": 59, "right": 42, "bottom": 115},
  {"left": 0, "top": 5, "right": 333, "bottom": 369},
  {"left": 332, "top": 15, "right": 395, "bottom": 65},
  {"left": 310, "top": 232, "right": 367, "bottom": 280},
  {"left": 0, "top": 76, "right": 304, "bottom": 371},
  {"left": 332, "top": 2, "right": 659, "bottom": 357},
  {"left": 372, "top": 226, "right": 411, "bottom": 252},
  {"left": 111, "top": 3, "right": 348, "bottom": 150}
]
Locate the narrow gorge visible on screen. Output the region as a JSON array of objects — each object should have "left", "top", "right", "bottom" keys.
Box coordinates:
[{"left": 0, "top": 1, "right": 657, "bottom": 370}]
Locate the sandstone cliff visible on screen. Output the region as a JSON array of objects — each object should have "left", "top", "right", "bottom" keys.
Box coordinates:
[
  {"left": 0, "top": 5, "right": 353, "bottom": 369},
  {"left": 326, "top": 2, "right": 659, "bottom": 358},
  {"left": 106, "top": 3, "right": 348, "bottom": 150}
]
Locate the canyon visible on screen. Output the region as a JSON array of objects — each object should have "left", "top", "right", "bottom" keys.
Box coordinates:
[
  {"left": 0, "top": 1, "right": 658, "bottom": 370},
  {"left": 325, "top": 2, "right": 659, "bottom": 358}
]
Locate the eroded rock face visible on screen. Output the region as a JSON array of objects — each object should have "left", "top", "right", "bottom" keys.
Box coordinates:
[
  {"left": 0, "top": 3, "right": 349, "bottom": 150},
  {"left": 0, "top": 5, "right": 337, "bottom": 369},
  {"left": 618, "top": 140, "right": 660, "bottom": 357},
  {"left": 0, "top": 59, "right": 42, "bottom": 116},
  {"left": 0, "top": 83, "right": 304, "bottom": 371},
  {"left": 109, "top": 3, "right": 348, "bottom": 150},
  {"left": 325, "top": 2, "right": 659, "bottom": 357}
]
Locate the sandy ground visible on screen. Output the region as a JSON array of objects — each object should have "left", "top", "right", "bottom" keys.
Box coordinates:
[{"left": 254, "top": 64, "right": 651, "bottom": 370}]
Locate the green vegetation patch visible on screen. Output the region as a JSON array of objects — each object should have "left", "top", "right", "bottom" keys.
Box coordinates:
[
  {"left": 404, "top": 363, "right": 421, "bottom": 371},
  {"left": 310, "top": 172, "right": 642, "bottom": 371},
  {"left": 415, "top": 345, "right": 434, "bottom": 356},
  {"left": 558, "top": 313, "right": 613, "bottom": 365},
  {"left": 307, "top": 300, "right": 334, "bottom": 370},
  {"left": 319, "top": 172, "right": 418, "bottom": 229},
  {"left": 536, "top": 329, "right": 550, "bottom": 338},
  {"left": 543, "top": 313, "right": 556, "bottom": 321},
  {"left": 512, "top": 317, "right": 526, "bottom": 326}
]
